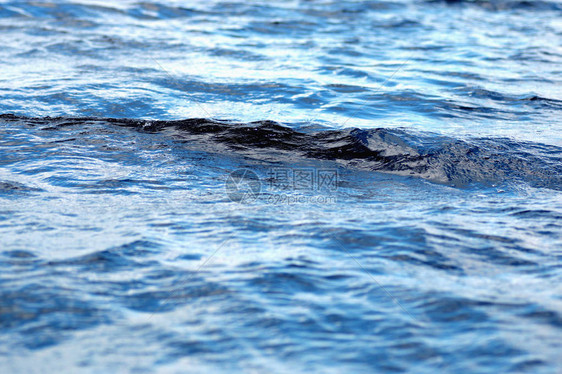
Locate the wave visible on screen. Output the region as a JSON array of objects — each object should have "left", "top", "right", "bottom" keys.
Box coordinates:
[
  {"left": 425, "top": 0, "right": 562, "bottom": 12},
  {"left": 1, "top": 114, "right": 561, "bottom": 190}
]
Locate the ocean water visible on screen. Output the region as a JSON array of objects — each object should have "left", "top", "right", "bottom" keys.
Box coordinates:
[{"left": 1, "top": 0, "right": 561, "bottom": 373}]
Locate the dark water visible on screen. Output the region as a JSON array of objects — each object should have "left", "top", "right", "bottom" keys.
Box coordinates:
[{"left": 1, "top": 1, "right": 561, "bottom": 373}]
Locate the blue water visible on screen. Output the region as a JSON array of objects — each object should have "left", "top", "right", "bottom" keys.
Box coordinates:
[{"left": 1, "top": 0, "right": 562, "bottom": 373}]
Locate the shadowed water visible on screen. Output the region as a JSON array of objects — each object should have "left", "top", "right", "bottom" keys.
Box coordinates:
[{"left": 1, "top": 0, "right": 561, "bottom": 373}]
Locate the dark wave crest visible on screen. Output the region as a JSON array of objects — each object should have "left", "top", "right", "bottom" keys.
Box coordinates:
[
  {"left": 2, "top": 114, "right": 561, "bottom": 190},
  {"left": 426, "top": 0, "right": 562, "bottom": 12}
]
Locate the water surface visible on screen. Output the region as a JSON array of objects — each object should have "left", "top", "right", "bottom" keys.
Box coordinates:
[{"left": 1, "top": 0, "right": 561, "bottom": 373}]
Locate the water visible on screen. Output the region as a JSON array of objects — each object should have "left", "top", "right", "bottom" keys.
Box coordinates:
[{"left": 1, "top": 0, "right": 561, "bottom": 373}]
